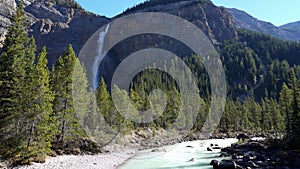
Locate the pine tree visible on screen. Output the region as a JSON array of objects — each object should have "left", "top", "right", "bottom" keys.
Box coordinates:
[
  {"left": 51, "top": 45, "right": 84, "bottom": 148},
  {"left": 129, "top": 88, "right": 143, "bottom": 128},
  {"left": 279, "top": 83, "right": 292, "bottom": 136},
  {"left": 269, "top": 99, "right": 284, "bottom": 133},
  {"left": 72, "top": 60, "right": 89, "bottom": 127},
  {"left": 96, "top": 77, "right": 112, "bottom": 125},
  {"left": 21, "top": 36, "right": 36, "bottom": 153},
  {"left": 288, "top": 69, "right": 300, "bottom": 134},
  {"left": 0, "top": 2, "right": 32, "bottom": 158},
  {"left": 111, "top": 85, "right": 129, "bottom": 130},
  {"left": 84, "top": 88, "right": 98, "bottom": 135},
  {"left": 26, "top": 47, "right": 55, "bottom": 161},
  {"left": 247, "top": 97, "right": 261, "bottom": 131},
  {"left": 260, "top": 98, "right": 266, "bottom": 132}
]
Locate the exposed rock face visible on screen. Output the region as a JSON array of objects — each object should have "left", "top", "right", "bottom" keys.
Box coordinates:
[
  {"left": 0, "top": 0, "right": 16, "bottom": 47},
  {"left": 0, "top": 0, "right": 238, "bottom": 66},
  {"left": 0, "top": 0, "right": 110, "bottom": 66},
  {"left": 227, "top": 8, "right": 300, "bottom": 42},
  {"left": 118, "top": 0, "right": 238, "bottom": 44}
]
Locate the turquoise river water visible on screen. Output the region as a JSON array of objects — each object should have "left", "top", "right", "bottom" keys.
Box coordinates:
[{"left": 120, "top": 138, "right": 238, "bottom": 169}]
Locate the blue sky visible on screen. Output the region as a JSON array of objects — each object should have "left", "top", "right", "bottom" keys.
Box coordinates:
[{"left": 75, "top": 0, "right": 300, "bottom": 26}]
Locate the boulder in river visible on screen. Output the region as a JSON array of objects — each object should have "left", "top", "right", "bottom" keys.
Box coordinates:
[
  {"left": 220, "top": 160, "right": 237, "bottom": 169},
  {"left": 210, "top": 160, "right": 220, "bottom": 167},
  {"left": 187, "top": 158, "right": 195, "bottom": 162},
  {"left": 207, "top": 147, "right": 213, "bottom": 151},
  {"left": 210, "top": 159, "right": 237, "bottom": 169},
  {"left": 237, "top": 133, "right": 250, "bottom": 142}
]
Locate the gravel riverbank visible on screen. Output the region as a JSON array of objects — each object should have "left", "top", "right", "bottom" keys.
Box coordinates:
[{"left": 14, "top": 148, "right": 136, "bottom": 169}]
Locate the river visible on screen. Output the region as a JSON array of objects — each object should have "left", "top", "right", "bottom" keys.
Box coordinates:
[{"left": 120, "top": 138, "right": 238, "bottom": 169}]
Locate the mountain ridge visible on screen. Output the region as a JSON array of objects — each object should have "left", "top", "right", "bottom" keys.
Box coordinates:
[
  {"left": 0, "top": 0, "right": 239, "bottom": 65},
  {"left": 0, "top": 0, "right": 299, "bottom": 66},
  {"left": 280, "top": 20, "right": 300, "bottom": 34},
  {"left": 227, "top": 8, "right": 300, "bottom": 42},
  {"left": 117, "top": 0, "right": 238, "bottom": 44}
]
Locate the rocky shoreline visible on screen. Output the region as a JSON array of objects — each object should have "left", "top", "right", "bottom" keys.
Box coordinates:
[
  {"left": 121, "top": 129, "right": 267, "bottom": 150},
  {"left": 210, "top": 137, "right": 300, "bottom": 169}
]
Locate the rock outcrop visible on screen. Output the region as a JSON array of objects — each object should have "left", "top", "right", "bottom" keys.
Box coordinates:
[{"left": 0, "top": 0, "right": 110, "bottom": 66}]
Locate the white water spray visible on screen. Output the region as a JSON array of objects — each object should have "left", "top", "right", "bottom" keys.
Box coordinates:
[{"left": 92, "top": 24, "right": 110, "bottom": 90}]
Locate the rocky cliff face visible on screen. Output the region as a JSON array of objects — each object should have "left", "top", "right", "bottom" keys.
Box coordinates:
[
  {"left": 0, "top": 0, "right": 238, "bottom": 66},
  {"left": 118, "top": 0, "right": 238, "bottom": 44},
  {"left": 227, "top": 8, "right": 300, "bottom": 42},
  {"left": 0, "top": 0, "right": 110, "bottom": 66},
  {"left": 0, "top": 0, "right": 16, "bottom": 47}
]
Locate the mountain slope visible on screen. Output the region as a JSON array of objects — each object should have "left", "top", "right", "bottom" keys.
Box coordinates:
[
  {"left": 1, "top": 0, "right": 240, "bottom": 66},
  {"left": 227, "top": 8, "right": 300, "bottom": 42},
  {"left": 118, "top": 0, "right": 238, "bottom": 44},
  {"left": 280, "top": 21, "right": 300, "bottom": 33},
  {"left": 0, "top": 0, "right": 110, "bottom": 66}
]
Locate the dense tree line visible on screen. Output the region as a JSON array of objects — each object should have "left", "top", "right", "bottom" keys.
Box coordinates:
[
  {"left": 92, "top": 65, "right": 299, "bottom": 142},
  {"left": 91, "top": 70, "right": 292, "bottom": 135},
  {"left": 0, "top": 3, "right": 91, "bottom": 164},
  {"left": 220, "top": 30, "right": 300, "bottom": 100}
]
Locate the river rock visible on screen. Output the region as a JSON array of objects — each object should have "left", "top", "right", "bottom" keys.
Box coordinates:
[
  {"left": 155, "top": 141, "right": 161, "bottom": 146},
  {"left": 187, "top": 158, "right": 195, "bottom": 162},
  {"left": 210, "top": 159, "right": 238, "bottom": 169},
  {"left": 210, "top": 160, "right": 220, "bottom": 167},
  {"left": 220, "top": 160, "right": 237, "bottom": 169},
  {"left": 207, "top": 147, "right": 213, "bottom": 151},
  {"left": 237, "top": 133, "right": 250, "bottom": 142},
  {"left": 151, "top": 148, "right": 166, "bottom": 152}
]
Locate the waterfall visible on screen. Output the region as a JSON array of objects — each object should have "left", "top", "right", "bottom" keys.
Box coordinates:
[{"left": 93, "top": 24, "right": 110, "bottom": 90}]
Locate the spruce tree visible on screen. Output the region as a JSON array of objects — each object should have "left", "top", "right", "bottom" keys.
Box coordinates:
[
  {"left": 111, "top": 85, "right": 129, "bottom": 130},
  {"left": 26, "top": 47, "right": 55, "bottom": 161},
  {"left": 96, "top": 77, "right": 112, "bottom": 125},
  {"left": 0, "top": 2, "right": 31, "bottom": 158},
  {"left": 51, "top": 45, "right": 84, "bottom": 148},
  {"left": 288, "top": 69, "right": 300, "bottom": 134},
  {"left": 22, "top": 36, "right": 36, "bottom": 152},
  {"left": 84, "top": 88, "right": 98, "bottom": 135},
  {"left": 279, "top": 83, "right": 292, "bottom": 136},
  {"left": 72, "top": 60, "right": 89, "bottom": 127}
]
